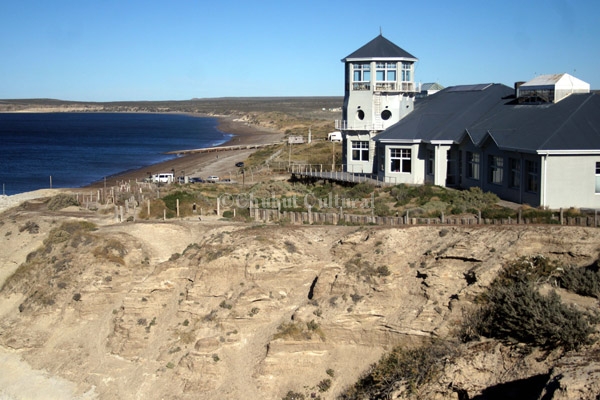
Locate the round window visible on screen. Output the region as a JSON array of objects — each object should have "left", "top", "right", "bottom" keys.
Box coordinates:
[
  {"left": 381, "top": 110, "right": 392, "bottom": 120},
  {"left": 357, "top": 109, "right": 365, "bottom": 120}
]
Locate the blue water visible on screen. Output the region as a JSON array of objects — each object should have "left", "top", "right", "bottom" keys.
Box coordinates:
[{"left": 0, "top": 113, "right": 232, "bottom": 195}]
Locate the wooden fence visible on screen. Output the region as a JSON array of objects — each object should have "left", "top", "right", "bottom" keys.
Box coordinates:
[{"left": 251, "top": 208, "right": 600, "bottom": 227}]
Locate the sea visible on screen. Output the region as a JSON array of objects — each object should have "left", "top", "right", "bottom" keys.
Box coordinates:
[{"left": 0, "top": 113, "right": 232, "bottom": 196}]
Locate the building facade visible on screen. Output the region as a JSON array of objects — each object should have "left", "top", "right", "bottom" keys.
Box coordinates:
[
  {"left": 372, "top": 76, "right": 600, "bottom": 209},
  {"left": 336, "top": 35, "right": 418, "bottom": 174}
]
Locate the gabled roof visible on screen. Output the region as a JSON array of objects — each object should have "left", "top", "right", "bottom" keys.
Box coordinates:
[
  {"left": 519, "top": 73, "right": 590, "bottom": 91},
  {"left": 342, "top": 35, "right": 417, "bottom": 62},
  {"left": 472, "top": 93, "right": 600, "bottom": 152},
  {"left": 375, "top": 81, "right": 600, "bottom": 154},
  {"left": 420, "top": 82, "right": 445, "bottom": 92}
]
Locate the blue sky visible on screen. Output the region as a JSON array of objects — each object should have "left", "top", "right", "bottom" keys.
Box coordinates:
[{"left": 1, "top": 0, "right": 598, "bottom": 101}]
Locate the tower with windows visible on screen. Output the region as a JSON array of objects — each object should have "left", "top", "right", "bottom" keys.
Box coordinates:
[{"left": 337, "top": 35, "right": 418, "bottom": 173}]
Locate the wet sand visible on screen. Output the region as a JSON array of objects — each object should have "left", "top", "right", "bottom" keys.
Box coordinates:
[{"left": 85, "top": 115, "right": 283, "bottom": 189}]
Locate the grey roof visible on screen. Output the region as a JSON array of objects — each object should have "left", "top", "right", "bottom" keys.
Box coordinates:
[
  {"left": 377, "top": 83, "right": 511, "bottom": 143},
  {"left": 376, "top": 84, "right": 600, "bottom": 153},
  {"left": 472, "top": 93, "right": 600, "bottom": 152},
  {"left": 342, "top": 35, "right": 417, "bottom": 62},
  {"left": 420, "top": 82, "right": 445, "bottom": 92}
]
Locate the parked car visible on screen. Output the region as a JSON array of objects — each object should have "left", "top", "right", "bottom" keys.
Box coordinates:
[
  {"left": 235, "top": 162, "right": 244, "bottom": 167},
  {"left": 189, "top": 177, "right": 204, "bottom": 183},
  {"left": 327, "top": 131, "right": 343, "bottom": 142},
  {"left": 206, "top": 175, "right": 220, "bottom": 183}
]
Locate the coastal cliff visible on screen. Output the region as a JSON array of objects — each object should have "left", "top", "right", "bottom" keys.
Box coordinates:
[{"left": 1, "top": 193, "right": 600, "bottom": 399}]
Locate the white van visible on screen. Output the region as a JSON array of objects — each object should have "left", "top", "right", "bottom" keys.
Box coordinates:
[
  {"left": 327, "top": 131, "right": 342, "bottom": 142},
  {"left": 152, "top": 173, "right": 174, "bottom": 183}
]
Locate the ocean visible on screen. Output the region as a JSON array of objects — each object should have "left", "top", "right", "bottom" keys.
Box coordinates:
[{"left": 0, "top": 113, "right": 232, "bottom": 196}]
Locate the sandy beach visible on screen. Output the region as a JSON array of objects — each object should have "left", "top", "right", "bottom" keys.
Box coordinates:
[{"left": 85, "top": 115, "right": 284, "bottom": 189}]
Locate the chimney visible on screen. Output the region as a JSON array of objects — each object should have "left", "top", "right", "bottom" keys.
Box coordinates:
[{"left": 514, "top": 81, "right": 525, "bottom": 99}]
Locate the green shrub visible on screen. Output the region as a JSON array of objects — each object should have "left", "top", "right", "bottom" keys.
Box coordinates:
[
  {"left": 481, "top": 207, "right": 516, "bottom": 220},
  {"left": 346, "top": 183, "right": 375, "bottom": 199},
  {"left": 317, "top": 378, "right": 331, "bottom": 392},
  {"left": 373, "top": 197, "right": 392, "bottom": 216},
  {"left": 162, "top": 191, "right": 197, "bottom": 211},
  {"left": 219, "top": 300, "right": 233, "bottom": 309},
  {"left": 460, "top": 257, "right": 598, "bottom": 351},
  {"left": 281, "top": 391, "right": 305, "bottom": 400},
  {"left": 47, "top": 194, "right": 80, "bottom": 211},
  {"left": 558, "top": 263, "right": 600, "bottom": 298}
]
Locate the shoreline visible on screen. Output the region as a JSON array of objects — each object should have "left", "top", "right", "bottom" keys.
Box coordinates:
[{"left": 84, "top": 114, "right": 283, "bottom": 189}]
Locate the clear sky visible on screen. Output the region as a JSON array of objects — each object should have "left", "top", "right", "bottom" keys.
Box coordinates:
[{"left": 1, "top": 0, "right": 598, "bottom": 101}]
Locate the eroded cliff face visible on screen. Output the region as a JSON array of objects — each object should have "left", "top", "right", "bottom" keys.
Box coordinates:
[{"left": 1, "top": 202, "right": 600, "bottom": 399}]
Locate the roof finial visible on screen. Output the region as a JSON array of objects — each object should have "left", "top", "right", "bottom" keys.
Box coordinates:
[{"left": 380, "top": 26, "right": 382, "bottom": 36}]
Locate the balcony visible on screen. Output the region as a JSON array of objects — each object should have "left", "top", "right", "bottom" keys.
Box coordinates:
[
  {"left": 352, "top": 81, "right": 416, "bottom": 92},
  {"left": 335, "top": 120, "right": 384, "bottom": 132},
  {"left": 375, "top": 82, "right": 397, "bottom": 91},
  {"left": 352, "top": 82, "right": 371, "bottom": 91}
]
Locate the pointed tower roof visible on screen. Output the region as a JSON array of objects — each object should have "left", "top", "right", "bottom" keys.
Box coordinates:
[{"left": 342, "top": 35, "right": 417, "bottom": 62}]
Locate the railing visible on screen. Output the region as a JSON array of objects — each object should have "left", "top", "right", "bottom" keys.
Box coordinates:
[
  {"left": 375, "top": 82, "right": 397, "bottom": 91},
  {"left": 290, "top": 168, "right": 398, "bottom": 187},
  {"left": 401, "top": 82, "right": 416, "bottom": 91},
  {"left": 335, "top": 120, "right": 384, "bottom": 131},
  {"left": 251, "top": 209, "right": 600, "bottom": 227},
  {"left": 352, "top": 82, "right": 416, "bottom": 92},
  {"left": 352, "top": 82, "right": 371, "bottom": 91}
]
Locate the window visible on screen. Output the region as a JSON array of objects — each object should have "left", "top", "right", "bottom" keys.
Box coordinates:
[
  {"left": 401, "top": 63, "right": 412, "bottom": 81},
  {"left": 352, "top": 63, "right": 370, "bottom": 90},
  {"left": 466, "top": 151, "right": 480, "bottom": 180},
  {"left": 352, "top": 63, "right": 370, "bottom": 81},
  {"left": 390, "top": 148, "right": 411, "bottom": 173},
  {"left": 446, "top": 150, "right": 457, "bottom": 185},
  {"left": 351, "top": 141, "right": 369, "bottom": 161},
  {"left": 509, "top": 158, "right": 520, "bottom": 188},
  {"left": 376, "top": 62, "right": 397, "bottom": 81},
  {"left": 381, "top": 109, "right": 392, "bottom": 120},
  {"left": 376, "top": 62, "right": 397, "bottom": 91},
  {"left": 525, "top": 160, "right": 539, "bottom": 193},
  {"left": 426, "top": 149, "right": 434, "bottom": 176},
  {"left": 488, "top": 155, "right": 503, "bottom": 185},
  {"left": 595, "top": 162, "right": 600, "bottom": 194}
]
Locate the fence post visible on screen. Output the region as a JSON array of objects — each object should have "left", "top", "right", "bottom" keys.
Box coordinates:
[{"left": 560, "top": 208, "right": 564, "bottom": 225}]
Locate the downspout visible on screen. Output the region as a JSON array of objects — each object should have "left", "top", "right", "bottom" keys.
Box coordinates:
[
  {"left": 436, "top": 144, "right": 440, "bottom": 186},
  {"left": 542, "top": 153, "right": 548, "bottom": 208}
]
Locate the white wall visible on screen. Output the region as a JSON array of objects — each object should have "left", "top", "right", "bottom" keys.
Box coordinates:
[
  {"left": 543, "top": 154, "right": 600, "bottom": 209},
  {"left": 377, "top": 143, "right": 424, "bottom": 185}
]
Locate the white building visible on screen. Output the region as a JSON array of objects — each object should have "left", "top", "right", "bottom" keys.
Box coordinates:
[
  {"left": 336, "top": 35, "right": 418, "bottom": 174},
  {"left": 373, "top": 74, "right": 600, "bottom": 209}
]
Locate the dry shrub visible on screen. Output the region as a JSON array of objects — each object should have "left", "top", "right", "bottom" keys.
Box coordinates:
[
  {"left": 92, "top": 238, "right": 127, "bottom": 265},
  {"left": 339, "top": 340, "right": 457, "bottom": 399},
  {"left": 47, "top": 194, "right": 80, "bottom": 211},
  {"left": 460, "top": 257, "right": 598, "bottom": 351}
]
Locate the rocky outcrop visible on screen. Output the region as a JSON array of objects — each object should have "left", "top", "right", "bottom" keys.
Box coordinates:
[{"left": 1, "top": 204, "right": 600, "bottom": 399}]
